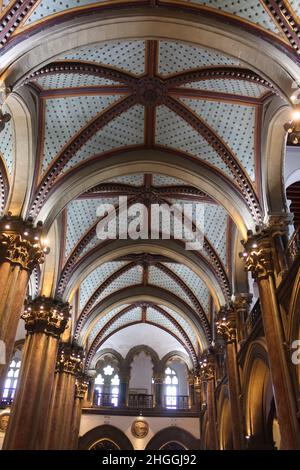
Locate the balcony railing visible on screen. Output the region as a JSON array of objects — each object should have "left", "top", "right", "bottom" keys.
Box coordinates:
[
  {"left": 245, "top": 300, "right": 261, "bottom": 336},
  {"left": 128, "top": 393, "right": 153, "bottom": 409},
  {"left": 164, "top": 395, "right": 189, "bottom": 410},
  {"left": 93, "top": 392, "right": 118, "bottom": 407},
  {"left": 92, "top": 392, "right": 190, "bottom": 410}
]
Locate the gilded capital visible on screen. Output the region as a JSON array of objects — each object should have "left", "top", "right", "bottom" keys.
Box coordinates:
[
  {"left": 233, "top": 293, "right": 252, "bottom": 314},
  {"left": 75, "top": 375, "right": 89, "bottom": 400},
  {"left": 0, "top": 217, "right": 47, "bottom": 271},
  {"left": 56, "top": 342, "right": 85, "bottom": 375},
  {"left": 215, "top": 307, "right": 236, "bottom": 343},
  {"left": 240, "top": 230, "right": 273, "bottom": 280},
  {"left": 199, "top": 354, "right": 215, "bottom": 381},
  {"left": 22, "top": 297, "right": 70, "bottom": 338}
]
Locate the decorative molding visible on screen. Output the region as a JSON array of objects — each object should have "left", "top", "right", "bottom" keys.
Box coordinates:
[
  {"left": 24, "top": 61, "right": 138, "bottom": 86},
  {"left": 263, "top": 0, "right": 300, "bottom": 54},
  {"left": 0, "top": 0, "right": 39, "bottom": 48}
]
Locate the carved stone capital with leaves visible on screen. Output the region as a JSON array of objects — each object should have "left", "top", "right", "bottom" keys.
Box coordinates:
[
  {"left": 22, "top": 297, "right": 70, "bottom": 338},
  {"left": 56, "top": 342, "right": 85, "bottom": 376},
  {"left": 75, "top": 375, "right": 89, "bottom": 400},
  {"left": 241, "top": 230, "right": 274, "bottom": 280},
  {"left": 0, "top": 218, "right": 46, "bottom": 271}
]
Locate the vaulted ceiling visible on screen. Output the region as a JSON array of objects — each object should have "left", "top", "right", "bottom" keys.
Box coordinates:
[{"left": 0, "top": 0, "right": 298, "bottom": 371}]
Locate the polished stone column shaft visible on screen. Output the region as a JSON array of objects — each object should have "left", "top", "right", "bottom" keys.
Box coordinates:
[
  {"left": 243, "top": 230, "right": 300, "bottom": 449},
  {"left": 70, "top": 376, "right": 88, "bottom": 449},
  {"left": 2, "top": 297, "right": 69, "bottom": 449},
  {"left": 200, "top": 356, "right": 218, "bottom": 450},
  {"left": 216, "top": 308, "right": 244, "bottom": 450},
  {"left": 0, "top": 218, "right": 45, "bottom": 396},
  {"left": 45, "top": 342, "right": 84, "bottom": 450}
]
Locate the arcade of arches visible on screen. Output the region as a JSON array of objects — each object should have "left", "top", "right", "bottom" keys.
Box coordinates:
[{"left": 1, "top": 0, "right": 300, "bottom": 451}]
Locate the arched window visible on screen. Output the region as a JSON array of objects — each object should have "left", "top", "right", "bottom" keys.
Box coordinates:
[
  {"left": 94, "top": 366, "right": 119, "bottom": 407},
  {"left": 164, "top": 367, "right": 178, "bottom": 409},
  {"left": 2, "top": 359, "right": 21, "bottom": 402}
]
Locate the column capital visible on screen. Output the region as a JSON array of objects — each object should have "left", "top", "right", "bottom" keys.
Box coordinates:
[
  {"left": 22, "top": 297, "right": 70, "bottom": 338},
  {"left": 75, "top": 375, "right": 89, "bottom": 400},
  {"left": 240, "top": 228, "right": 273, "bottom": 280},
  {"left": 215, "top": 306, "right": 236, "bottom": 343},
  {"left": 199, "top": 353, "right": 215, "bottom": 381},
  {"left": 233, "top": 293, "right": 252, "bottom": 313},
  {"left": 56, "top": 342, "right": 85, "bottom": 376},
  {"left": 153, "top": 372, "right": 164, "bottom": 384},
  {"left": 0, "top": 217, "right": 48, "bottom": 271},
  {"left": 267, "top": 212, "right": 293, "bottom": 237}
]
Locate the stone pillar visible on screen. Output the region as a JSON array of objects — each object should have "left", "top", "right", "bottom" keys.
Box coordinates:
[
  {"left": 233, "top": 294, "right": 252, "bottom": 345},
  {"left": 0, "top": 217, "right": 46, "bottom": 396},
  {"left": 153, "top": 372, "right": 164, "bottom": 408},
  {"left": 70, "top": 375, "right": 89, "bottom": 450},
  {"left": 188, "top": 372, "right": 195, "bottom": 408},
  {"left": 216, "top": 307, "right": 244, "bottom": 450},
  {"left": 242, "top": 228, "right": 300, "bottom": 449},
  {"left": 200, "top": 353, "right": 218, "bottom": 450},
  {"left": 3, "top": 297, "right": 70, "bottom": 449},
  {"left": 119, "top": 370, "right": 129, "bottom": 407},
  {"left": 44, "top": 342, "right": 84, "bottom": 450}
]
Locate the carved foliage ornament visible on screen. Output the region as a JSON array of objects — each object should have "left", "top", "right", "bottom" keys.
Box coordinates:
[
  {"left": 56, "top": 343, "right": 85, "bottom": 376},
  {"left": 0, "top": 233, "right": 45, "bottom": 271},
  {"left": 216, "top": 317, "right": 236, "bottom": 344},
  {"left": 22, "top": 297, "right": 70, "bottom": 338},
  {"left": 241, "top": 230, "right": 274, "bottom": 280},
  {"left": 75, "top": 375, "right": 89, "bottom": 399}
]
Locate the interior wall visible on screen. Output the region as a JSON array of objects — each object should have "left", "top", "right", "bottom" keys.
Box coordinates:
[
  {"left": 129, "top": 352, "right": 153, "bottom": 394},
  {"left": 80, "top": 413, "right": 200, "bottom": 450}
]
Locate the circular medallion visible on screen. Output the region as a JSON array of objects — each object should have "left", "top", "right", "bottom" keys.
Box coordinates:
[{"left": 131, "top": 419, "right": 149, "bottom": 439}]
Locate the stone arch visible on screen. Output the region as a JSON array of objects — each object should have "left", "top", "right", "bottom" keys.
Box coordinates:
[
  {"left": 125, "top": 345, "right": 160, "bottom": 373},
  {"left": 242, "top": 340, "right": 276, "bottom": 449},
  {"left": 217, "top": 385, "right": 233, "bottom": 450},
  {"left": 62, "top": 238, "right": 227, "bottom": 309},
  {"left": 161, "top": 351, "right": 192, "bottom": 372},
  {"left": 90, "top": 349, "right": 124, "bottom": 371},
  {"left": 79, "top": 424, "right": 134, "bottom": 450},
  {"left": 2, "top": 10, "right": 298, "bottom": 99},
  {"left": 145, "top": 426, "right": 200, "bottom": 450},
  {"left": 78, "top": 285, "right": 209, "bottom": 348},
  {"left": 37, "top": 149, "right": 256, "bottom": 237}
]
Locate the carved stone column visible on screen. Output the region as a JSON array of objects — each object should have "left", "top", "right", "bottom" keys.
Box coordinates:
[
  {"left": 233, "top": 294, "right": 252, "bottom": 344},
  {"left": 242, "top": 228, "right": 300, "bottom": 449},
  {"left": 200, "top": 353, "right": 218, "bottom": 450},
  {"left": 45, "top": 342, "right": 84, "bottom": 450},
  {"left": 119, "top": 369, "right": 130, "bottom": 407},
  {"left": 0, "top": 217, "right": 46, "bottom": 396},
  {"left": 3, "top": 297, "right": 70, "bottom": 449},
  {"left": 188, "top": 372, "right": 195, "bottom": 408},
  {"left": 70, "top": 374, "right": 89, "bottom": 450},
  {"left": 216, "top": 307, "right": 244, "bottom": 450},
  {"left": 153, "top": 372, "right": 164, "bottom": 408}
]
